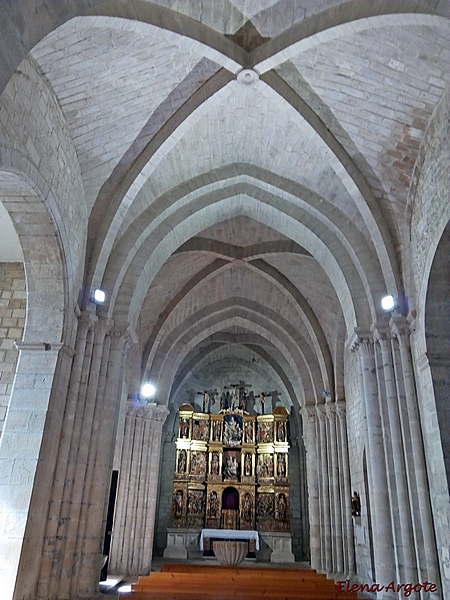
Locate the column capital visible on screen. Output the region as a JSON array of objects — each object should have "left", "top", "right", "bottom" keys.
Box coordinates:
[
  {"left": 78, "top": 310, "right": 98, "bottom": 330},
  {"left": 352, "top": 330, "right": 375, "bottom": 356},
  {"left": 335, "top": 401, "right": 346, "bottom": 420},
  {"left": 315, "top": 404, "right": 327, "bottom": 421},
  {"left": 300, "top": 405, "right": 317, "bottom": 424},
  {"left": 389, "top": 316, "right": 411, "bottom": 347},
  {"left": 325, "top": 402, "right": 337, "bottom": 421},
  {"left": 127, "top": 402, "right": 170, "bottom": 423}
]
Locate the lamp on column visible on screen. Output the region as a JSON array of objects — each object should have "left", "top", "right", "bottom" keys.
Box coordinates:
[
  {"left": 132, "top": 382, "right": 156, "bottom": 407},
  {"left": 381, "top": 294, "right": 395, "bottom": 312}
]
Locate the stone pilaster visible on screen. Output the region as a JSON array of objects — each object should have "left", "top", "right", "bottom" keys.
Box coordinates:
[
  {"left": 300, "top": 406, "right": 321, "bottom": 571},
  {"left": 109, "top": 402, "right": 169, "bottom": 576},
  {"left": 353, "top": 334, "right": 396, "bottom": 595}
]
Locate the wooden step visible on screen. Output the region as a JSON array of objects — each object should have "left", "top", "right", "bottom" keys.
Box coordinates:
[{"left": 120, "top": 563, "right": 359, "bottom": 600}]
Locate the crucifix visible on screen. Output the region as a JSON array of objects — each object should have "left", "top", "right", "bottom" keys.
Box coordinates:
[
  {"left": 197, "top": 389, "right": 218, "bottom": 413},
  {"left": 225, "top": 381, "right": 252, "bottom": 411}
]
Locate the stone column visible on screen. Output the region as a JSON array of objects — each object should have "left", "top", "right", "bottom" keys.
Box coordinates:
[
  {"left": 0, "top": 340, "right": 66, "bottom": 600},
  {"left": 316, "top": 405, "right": 332, "bottom": 573},
  {"left": 300, "top": 406, "right": 321, "bottom": 571},
  {"left": 354, "top": 334, "right": 395, "bottom": 594},
  {"left": 391, "top": 318, "right": 440, "bottom": 589},
  {"left": 326, "top": 403, "right": 344, "bottom": 575},
  {"left": 335, "top": 402, "right": 355, "bottom": 577},
  {"left": 109, "top": 402, "right": 169, "bottom": 576}
]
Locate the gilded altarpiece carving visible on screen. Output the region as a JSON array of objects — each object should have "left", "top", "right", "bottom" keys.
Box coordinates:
[{"left": 169, "top": 402, "right": 290, "bottom": 534}]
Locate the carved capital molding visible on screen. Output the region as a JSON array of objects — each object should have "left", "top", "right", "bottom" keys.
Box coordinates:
[
  {"left": 335, "top": 400, "right": 347, "bottom": 420},
  {"left": 390, "top": 316, "right": 411, "bottom": 346},
  {"left": 352, "top": 330, "right": 375, "bottom": 357},
  {"left": 325, "top": 403, "right": 337, "bottom": 422},
  {"left": 300, "top": 405, "right": 317, "bottom": 425}
]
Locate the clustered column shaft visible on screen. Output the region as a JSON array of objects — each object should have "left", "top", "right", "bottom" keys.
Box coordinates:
[
  {"left": 109, "top": 402, "right": 169, "bottom": 576},
  {"left": 354, "top": 321, "right": 439, "bottom": 597},
  {"left": 301, "top": 403, "right": 355, "bottom": 578}
]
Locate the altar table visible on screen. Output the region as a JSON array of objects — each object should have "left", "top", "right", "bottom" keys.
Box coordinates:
[{"left": 200, "top": 529, "right": 260, "bottom": 551}]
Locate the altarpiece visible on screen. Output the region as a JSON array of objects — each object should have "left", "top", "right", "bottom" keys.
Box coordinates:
[{"left": 167, "top": 390, "right": 291, "bottom": 558}]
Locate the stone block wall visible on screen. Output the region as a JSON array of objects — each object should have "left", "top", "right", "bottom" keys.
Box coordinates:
[{"left": 0, "top": 262, "right": 26, "bottom": 438}]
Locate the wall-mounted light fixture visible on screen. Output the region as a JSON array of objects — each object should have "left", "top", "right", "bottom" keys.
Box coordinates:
[
  {"left": 91, "top": 288, "right": 106, "bottom": 305},
  {"left": 381, "top": 294, "right": 395, "bottom": 312}
]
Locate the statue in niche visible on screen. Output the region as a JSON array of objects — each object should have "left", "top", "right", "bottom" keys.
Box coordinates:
[
  {"left": 277, "top": 421, "right": 285, "bottom": 442},
  {"left": 211, "top": 452, "right": 220, "bottom": 475},
  {"left": 242, "top": 492, "right": 253, "bottom": 521},
  {"left": 177, "top": 449, "right": 187, "bottom": 474},
  {"left": 209, "top": 491, "right": 219, "bottom": 518},
  {"left": 351, "top": 491, "right": 361, "bottom": 516},
  {"left": 244, "top": 453, "right": 252, "bottom": 476},
  {"left": 174, "top": 490, "right": 183, "bottom": 517},
  {"left": 244, "top": 421, "right": 254, "bottom": 443},
  {"left": 212, "top": 420, "right": 221, "bottom": 441},
  {"left": 224, "top": 455, "right": 239, "bottom": 480},
  {"left": 223, "top": 414, "right": 242, "bottom": 447},
  {"left": 179, "top": 418, "right": 190, "bottom": 438},
  {"left": 277, "top": 493, "right": 288, "bottom": 519},
  {"left": 277, "top": 454, "right": 286, "bottom": 477}
]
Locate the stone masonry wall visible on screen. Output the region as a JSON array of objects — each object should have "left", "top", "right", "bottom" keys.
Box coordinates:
[{"left": 0, "top": 262, "right": 25, "bottom": 438}]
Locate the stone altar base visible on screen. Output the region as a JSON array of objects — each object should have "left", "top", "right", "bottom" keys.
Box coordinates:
[
  {"left": 164, "top": 529, "right": 294, "bottom": 563},
  {"left": 163, "top": 528, "right": 201, "bottom": 559},
  {"left": 259, "top": 531, "right": 295, "bottom": 563}
]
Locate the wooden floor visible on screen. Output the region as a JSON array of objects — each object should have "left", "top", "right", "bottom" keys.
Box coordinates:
[{"left": 120, "top": 562, "right": 359, "bottom": 599}]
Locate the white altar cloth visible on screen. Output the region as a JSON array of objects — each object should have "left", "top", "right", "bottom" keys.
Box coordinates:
[{"left": 200, "top": 529, "right": 259, "bottom": 551}]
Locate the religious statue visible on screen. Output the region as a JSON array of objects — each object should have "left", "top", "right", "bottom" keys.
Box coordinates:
[
  {"left": 198, "top": 389, "right": 217, "bottom": 413},
  {"left": 277, "top": 421, "right": 285, "bottom": 442},
  {"left": 277, "top": 493, "right": 287, "bottom": 519},
  {"left": 277, "top": 453, "right": 286, "bottom": 477},
  {"left": 351, "top": 491, "right": 361, "bottom": 516},
  {"left": 179, "top": 418, "right": 189, "bottom": 438},
  {"left": 210, "top": 452, "right": 220, "bottom": 475},
  {"left": 223, "top": 414, "right": 242, "bottom": 447},
  {"left": 242, "top": 492, "right": 253, "bottom": 521},
  {"left": 244, "top": 453, "right": 252, "bottom": 476},
  {"left": 224, "top": 455, "right": 239, "bottom": 479},
  {"left": 212, "top": 420, "right": 221, "bottom": 441},
  {"left": 244, "top": 421, "right": 253, "bottom": 443},
  {"left": 177, "top": 449, "right": 187, "bottom": 474},
  {"left": 174, "top": 490, "right": 183, "bottom": 517},
  {"left": 209, "top": 491, "right": 219, "bottom": 518},
  {"left": 258, "top": 393, "right": 266, "bottom": 414}
]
